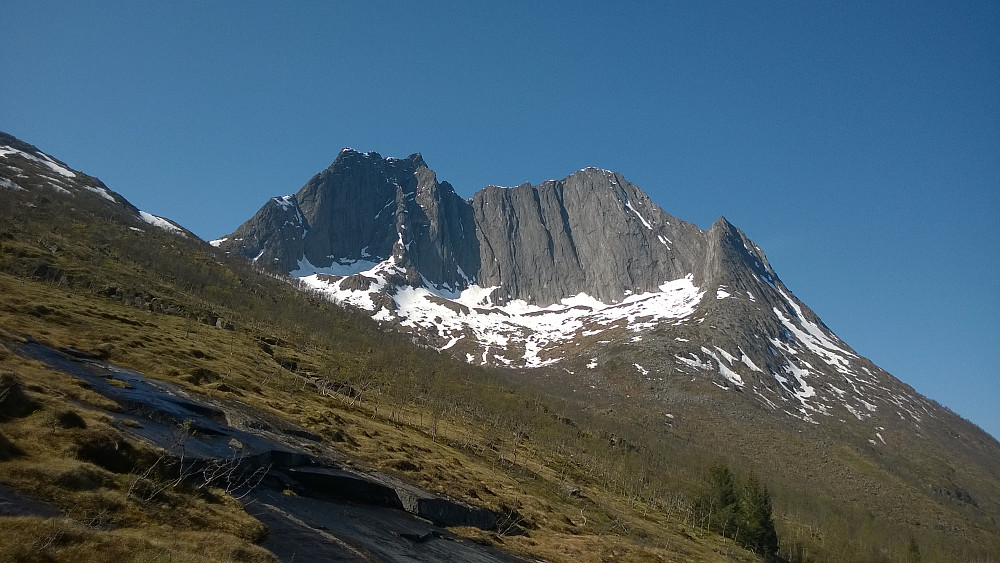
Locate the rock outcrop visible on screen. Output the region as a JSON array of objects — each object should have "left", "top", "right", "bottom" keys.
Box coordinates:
[{"left": 8, "top": 335, "right": 511, "bottom": 561}]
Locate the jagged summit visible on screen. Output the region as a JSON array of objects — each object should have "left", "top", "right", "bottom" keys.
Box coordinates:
[{"left": 217, "top": 148, "right": 476, "bottom": 287}]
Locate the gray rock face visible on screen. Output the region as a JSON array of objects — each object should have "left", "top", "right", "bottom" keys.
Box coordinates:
[
  {"left": 218, "top": 148, "right": 884, "bottom": 420},
  {"left": 221, "top": 195, "right": 307, "bottom": 272},
  {"left": 472, "top": 168, "right": 708, "bottom": 305},
  {"left": 220, "top": 152, "right": 780, "bottom": 307},
  {"left": 220, "top": 149, "right": 478, "bottom": 290}
]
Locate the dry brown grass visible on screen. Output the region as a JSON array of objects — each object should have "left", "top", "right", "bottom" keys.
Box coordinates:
[
  {"left": 0, "top": 312, "right": 273, "bottom": 561},
  {"left": 0, "top": 517, "right": 274, "bottom": 563}
]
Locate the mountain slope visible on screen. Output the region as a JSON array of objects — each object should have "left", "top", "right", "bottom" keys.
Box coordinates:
[
  {"left": 216, "top": 149, "right": 940, "bottom": 428},
  {"left": 1, "top": 132, "right": 190, "bottom": 238}
]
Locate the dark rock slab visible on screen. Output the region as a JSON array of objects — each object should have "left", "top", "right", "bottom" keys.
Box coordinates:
[
  {"left": 376, "top": 471, "right": 498, "bottom": 530},
  {"left": 0, "top": 484, "right": 61, "bottom": 518},
  {"left": 248, "top": 488, "right": 518, "bottom": 563},
  {"left": 285, "top": 466, "right": 402, "bottom": 509}
]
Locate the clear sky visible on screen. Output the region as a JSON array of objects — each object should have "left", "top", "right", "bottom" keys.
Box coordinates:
[{"left": 3, "top": 2, "right": 998, "bottom": 439}]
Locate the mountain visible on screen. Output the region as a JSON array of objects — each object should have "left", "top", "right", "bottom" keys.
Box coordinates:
[
  {"left": 217, "top": 149, "right": 929, "bottom": 427},
  {"left": 4, "top": 132, "right": 1000, "bottom": 561},
  {"left": 2, "top": 130, "right": 775, "bottom": 561},
  {"left": 217, "top": 149, "right": 718, "bottom": 306}
]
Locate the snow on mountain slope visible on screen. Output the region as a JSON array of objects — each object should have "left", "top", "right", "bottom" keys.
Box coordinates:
[{"left": 288, "top": 243, "right": 937, "bottom": 432}]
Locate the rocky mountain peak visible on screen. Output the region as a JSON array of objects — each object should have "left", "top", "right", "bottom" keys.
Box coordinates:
[{"left": 219, "top": 149, "right": 478, "bottom": 291}]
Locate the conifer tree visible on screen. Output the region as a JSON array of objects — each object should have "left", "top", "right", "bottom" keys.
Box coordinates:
[
  {"left": 695, "top": 463, "right": 780, "bottom": 559},
  {"left": 739, "top": 471, "right": 779, "bottom": 560},
  {"left": 695, "top": 462, "right": 740, "bottom": 535}
]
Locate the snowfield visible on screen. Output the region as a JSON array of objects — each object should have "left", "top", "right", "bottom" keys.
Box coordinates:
[{"left": 294, "top": 253, "right": 703, "bottom": 368}]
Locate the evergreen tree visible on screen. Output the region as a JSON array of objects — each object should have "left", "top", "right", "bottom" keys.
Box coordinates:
[
  {"left": 739, "top": 471, "right": 779, "bottom": 560},
  {"left": 694, "top": 463, "right": 780, "bottom": 560},
  {"left": 695, "top": 462, "right": 740, "bottom": 535}
]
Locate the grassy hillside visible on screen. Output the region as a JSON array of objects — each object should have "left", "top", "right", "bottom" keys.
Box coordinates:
[{"left": 1, "top": 164, "right": 998, "bottom": 561}]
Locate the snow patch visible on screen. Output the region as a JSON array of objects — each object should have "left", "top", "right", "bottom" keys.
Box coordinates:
[
  {"left": 773, "top": 288, "right": 855, "bottom": 374},
  {"left": 296, "top": 262, "right": 702, "bottom": 368},
  {"left": 0, "top": 145, "right": 76, "bottom": 178},
  {"left": 676, "top": 353, "right": 712, "bottom": 371},
  {"left": 713, "top": 346, "right": 738, "bottom": 365},
  {"left": 623, "top": 199, "right": 653, "bottom": 229},
  {"left": 138, "top": 211, "right": 183, "bottom": 234},
  {"left": 0, "top": 177, "right": 24, "bottom": 191},
  {"left": 738, "top": 347, "right": 764, "bottom": 372},
  {"left": 717, "top": 362, "right": 744, "bottom": 387},
  {"left": 290, "top": 255, "right": 383, "bottom": 278},
  {"left": 82, "top": 185, "right": 115, "bottom": 202},
  {"left": 273, "top": 195, "right": 296, "bottom": 209}
]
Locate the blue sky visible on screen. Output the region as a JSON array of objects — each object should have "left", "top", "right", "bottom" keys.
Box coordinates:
[{"left": 3, "top": 2, "right": 998, "bottom": 439}]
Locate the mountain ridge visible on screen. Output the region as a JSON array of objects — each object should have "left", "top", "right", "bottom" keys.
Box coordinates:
[
  {"left": 217, "top": 149, "right": 767, "bottom": 307},
  {"left": 216, "top": 151, "right": 833, "bottom": 374}
]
